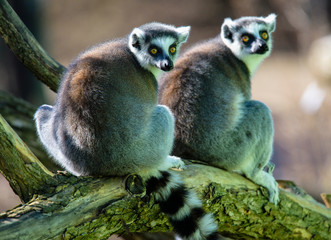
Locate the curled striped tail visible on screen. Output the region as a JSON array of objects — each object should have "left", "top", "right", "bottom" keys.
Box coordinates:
[{"left": 145, "top": 171, "right": 219, "bottom": 240}]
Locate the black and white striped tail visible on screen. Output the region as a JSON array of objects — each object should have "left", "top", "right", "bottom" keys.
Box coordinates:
[{"left": 145, "top": 171, "right": 219, "bottom": 240}]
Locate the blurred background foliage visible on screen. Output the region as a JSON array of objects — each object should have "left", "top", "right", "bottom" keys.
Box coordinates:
[{"left": 1, "top": 0, "right": 331, "bottom": 214}]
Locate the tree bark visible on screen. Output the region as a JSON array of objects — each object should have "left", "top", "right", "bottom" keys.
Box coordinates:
[
  {"left": 0, "top": 0, "right": 330, "bottom": 239},
  {"left": 0, "top": 114, "right": 56, "bottom": 202},
  {"left": 0, "top": 161, "right": 330, "bottom": 240}
]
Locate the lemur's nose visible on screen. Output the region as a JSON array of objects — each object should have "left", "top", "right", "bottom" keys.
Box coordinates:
[
  {"left": 251, "top": 39, "right": 269, "bottom": 55},
  {"left": 256, "top": 43, "right": 269, "bottom": 54},
  {"left": 255, "top": 44, "right": 269, "bottom": 54},
  {"left": 161, "top": 60, "right": 173, "bottom": 71}
]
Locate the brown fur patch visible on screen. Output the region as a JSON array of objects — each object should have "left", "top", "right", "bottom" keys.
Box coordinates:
[
  {"left": 69, "top": 67, "right": 89, "bottom": 104},
  {"left": 67, "top": 57, "right": 106, "bottom": 106}
]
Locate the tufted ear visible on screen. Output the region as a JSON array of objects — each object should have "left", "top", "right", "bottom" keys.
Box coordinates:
[
  {"left": 221, "top": 18, "right": 234, "bottom": 42},
  {"left": 176, "top": 26, "right": 191, "bottom": 43},
  {"left": 129, "top": 28, "right": 146, "bottom": 50},
  {"left": 265, "top": 13, "right": 277, "bottom": 33}
]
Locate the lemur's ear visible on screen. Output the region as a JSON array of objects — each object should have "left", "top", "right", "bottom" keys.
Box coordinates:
[
  {"left": 129, "top": 28, "right": 146, "bottom": 50},
  {"left": 176, "top": 26, "right": 191, "bottom": 43},
  {"left": 221, "top": 18, "right": 234, "bottom": 42},
  {"left": 265, "top": 13, "right": 277, "bottom": 33}
]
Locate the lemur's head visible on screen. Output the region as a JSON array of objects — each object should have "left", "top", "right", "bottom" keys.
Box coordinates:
[
  {"left": 221, "top": 14, "right": 277, "bottom": 75},
  {"left": 129, "top": 22, "right": 190, "bottom": 78}
]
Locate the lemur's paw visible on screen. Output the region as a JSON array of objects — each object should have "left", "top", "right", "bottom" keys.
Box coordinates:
[
  {"left": 267, "top": 177, "right": 280, "bottom": 205},
  {"left": 167, "top": 156, "right": 186, "bottom": 170},
  {"left": 252, "top": 170, "right": 280, "bottom": 205}
]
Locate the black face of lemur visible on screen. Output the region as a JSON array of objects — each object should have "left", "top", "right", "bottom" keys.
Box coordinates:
[
  {"left": 148, "top": 42, "right": 177, "bottom": 71},
  {"left": 222, "top": 24, "right": 271, "bottom": 55},
  {"left": 240, "top": 30, "right": 269, "bottom": 55},
  {"left": 221, "top": 14, "right": 276, "bottom": 63},
  {"left": 128, "top": 23, "right": 190, "bottom": 74}
]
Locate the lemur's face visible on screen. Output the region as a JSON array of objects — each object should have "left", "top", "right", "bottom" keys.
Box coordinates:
[
  {"left": 145, "top": 36, "right": 179, "bottom": 72},
  {"left": 221, "top": 14, "right": 276, "bottom": 67},
  {"left": 129, "top": 23, "right": 190, "bottom": 78}
]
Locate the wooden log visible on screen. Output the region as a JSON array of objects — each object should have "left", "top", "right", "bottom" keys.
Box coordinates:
[{"left": 0, "top": 163, "right": 330, "bottom": 240}]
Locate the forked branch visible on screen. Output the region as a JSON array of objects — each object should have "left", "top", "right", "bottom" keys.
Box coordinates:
[{"left": 0, "top": 0, "right": 330, "bottom": 239}]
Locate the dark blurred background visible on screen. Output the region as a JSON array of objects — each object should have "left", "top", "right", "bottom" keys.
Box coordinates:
[{"left": 1, "top": 0, "right": 331, "bottom": 217}]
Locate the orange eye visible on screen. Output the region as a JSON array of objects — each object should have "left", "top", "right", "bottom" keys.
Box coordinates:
[
  {"left": 150, "top": 48, "right": 157, "bottom": 54},
  {"left": 261, "top": 32, "right": 268, "bottom": 40},
  {"left": 242, "top": 35, "right": 249, "bottom": 43},
  {"left": 169, "top": 46, "right": 176, "bottom": 54}
]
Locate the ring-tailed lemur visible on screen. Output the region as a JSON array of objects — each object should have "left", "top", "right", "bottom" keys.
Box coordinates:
[
  {"left": 34, "top": 22, "right": 219, "bottom": 240},
  {"left": 159, "top": 15, "right": 279, "bottom": 204}
]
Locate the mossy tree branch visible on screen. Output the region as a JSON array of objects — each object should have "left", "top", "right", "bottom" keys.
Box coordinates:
[
  {"left": 0, "top": 162, "right": 330, "bottom": 240},
  {"left": 0, "top": 0, "right": 330, "bottom": 239},
  {"left": 0, "top": 114, "right": 55, "bottom": 202}
]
